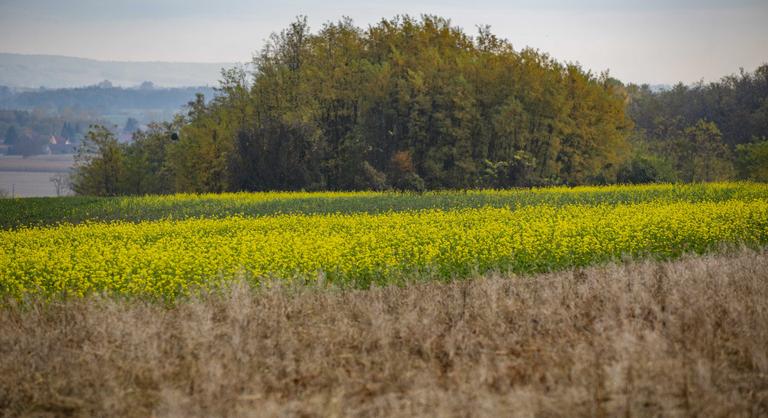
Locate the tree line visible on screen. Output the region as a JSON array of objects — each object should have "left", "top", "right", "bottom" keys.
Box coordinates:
[
  {"left": 1, "top": 84, "right": 216, "bottom": 115},
  {"left": 70, "top": 16, "right": 768, "bottom": 196},
  {"left": 622, "top": 65, "right": 768, "bottom": 183}
]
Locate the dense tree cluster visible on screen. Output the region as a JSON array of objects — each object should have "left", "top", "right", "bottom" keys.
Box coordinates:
[
  {"left": 70, "top": 16, "right": 767, "bottom": 196},
  {"left": 73, "top": 16, "right": 631, "bottom": 195},
  {"left": 623, "top": 65, "right": 768, "bottom": 182}
]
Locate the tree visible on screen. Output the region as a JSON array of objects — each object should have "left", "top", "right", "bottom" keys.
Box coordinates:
[
  {"left": 389, "top": 150, "right": 425, "bottom": 191},
  {"left": 735, "top": 138, "right": 768, "bottom": 181},
  {"left": 123, "top": 118, "right": 140, "bottom": 134},
  {"left": 49, "top": 173, "right": 71, "bottom": 196},
  {"left": 120, "top": 121, "right": 178, "bottom": 194},
  {"left": 479, "top": 160, "right": 510, "bottom": 188},
  {"left": 626, "top": 64, "right": 768, "bottom": 167},
  {"left": 617, "top": 153, "right": 676, "bottom": 184},
  {"left": 71, "top": 125, "right": 126, "bottom": 196},
  {"left": 70, "top": 15, "right": 633, "bottom": 195},
  {"left": 683, "top": 120, "right": 733, "bottom": 182},
  {"left": 4, "top": 126, "right": 19, "bottom": 145},
  {"left": 60, "top": 122, "right": 77, "bottom": 141},
  {"left": 361, "top": 161, "right": 389, "bottom": 190},
  {"left": 11, "top": 133, "right": 47, "bottom": 157}
]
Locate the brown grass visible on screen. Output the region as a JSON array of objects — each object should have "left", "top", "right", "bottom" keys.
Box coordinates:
[{"left": 2, "top": 250, "right": 768, "bottom": 417}]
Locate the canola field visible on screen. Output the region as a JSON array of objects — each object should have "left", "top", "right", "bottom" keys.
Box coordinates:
[
  {"left": 2, "top": 182, "right": 767, "bottom": 229},
  {"left": 1, "top": 183, "right": 767, "bottom": 300}
]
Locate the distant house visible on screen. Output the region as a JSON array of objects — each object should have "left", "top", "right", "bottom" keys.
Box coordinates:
[{"left": 48, "top": 135, "right": 76, "bottom": 154}]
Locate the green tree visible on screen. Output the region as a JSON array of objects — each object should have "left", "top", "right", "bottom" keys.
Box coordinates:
[
  {"left": 617, "top": 153, "right": 677, "bottom": 184},
  {"left": 11, "top": 133, "right": 47, "bottom": 157},
  {"left": 60, "top": 122, "right": 77, "bottom": 140},
  {"left": 4, "top": 126, "right": 19, "bottom": 145},
  {"left": 121, "top": 121, "right": 179, "bottom": 194},
  {"left": 71, "top": 125, "right": 126, "bottom": 196},
  {"left": 684, "top": 120, "right": 733, "bottom": 182},
  {"left": 71, "top": 15, "right": 634, "bottom": 194},
  {"left": 123, "top": 117, "right": 140, "bottom": 134},
  {"left": 735, "top": 138, "right": 768, "bottom": 181},
  {"left": 626, "top": 64, "right": 768, "bottom": 181}
]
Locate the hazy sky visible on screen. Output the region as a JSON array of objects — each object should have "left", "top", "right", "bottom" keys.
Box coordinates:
[{"left": 0, "top": 0, "right": 766, "bottom": 85}]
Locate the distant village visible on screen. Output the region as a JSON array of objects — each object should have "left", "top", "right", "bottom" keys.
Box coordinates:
[
  {"left": 0, "top": 115, "right": 143, "bottom": 157},
  {"left": 0, "top": 78, "right": 209, "bottom": 158},
  {"left": 0, "top": 125, "right": 83, "bottom": 157}
]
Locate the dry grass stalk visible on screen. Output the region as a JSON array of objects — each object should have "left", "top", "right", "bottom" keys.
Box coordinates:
[{"left": 1, "top": 249, "right": 767, "bottom": 417}]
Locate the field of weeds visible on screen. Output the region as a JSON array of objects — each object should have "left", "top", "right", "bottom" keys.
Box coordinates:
[{"left": 1, "top": 250, "right": 767, "bottom": 417}]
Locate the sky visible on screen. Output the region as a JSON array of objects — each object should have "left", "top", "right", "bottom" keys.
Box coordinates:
[{"left": 0, "top": 0, "right": 766, "bottom": 85}]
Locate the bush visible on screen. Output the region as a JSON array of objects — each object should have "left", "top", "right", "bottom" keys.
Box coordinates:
[
  {"left": 361, "top": 161, "right": 389, "bottom": 191},
  {"left": 617, "top": 154, "right": 677, "bottom": 184}
]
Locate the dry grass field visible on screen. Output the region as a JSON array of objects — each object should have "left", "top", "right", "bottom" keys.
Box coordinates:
[{"left": 2, "top": 248, "right": 767, "bottom": 417}]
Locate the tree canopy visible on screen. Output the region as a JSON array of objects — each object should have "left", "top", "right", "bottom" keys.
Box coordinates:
[
  {"left": 70, "top": 16, "right": 768, "bottom": 196},
  {"left": 623, "top": 65, "right": 768, "bottom": 183},
  {"left": 74, "top": 16, "right": 632, "bottom": 195}
]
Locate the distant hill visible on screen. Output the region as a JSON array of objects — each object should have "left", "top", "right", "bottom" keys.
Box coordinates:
[
  {"left": 0, "top": 84, "right": 217, "bottom": 114},
  {"left": 0, "top": 53, "right": 238, "bottom": 88}
]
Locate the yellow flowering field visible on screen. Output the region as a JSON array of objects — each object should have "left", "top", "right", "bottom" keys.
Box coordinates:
[
  {"left": 2, "top": 199, "right": 767, "bottom": 300},
  {"left": 3, "top": 182, "right": 767, "bottom": 228}
]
